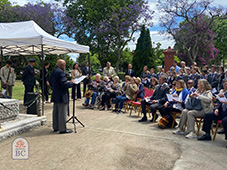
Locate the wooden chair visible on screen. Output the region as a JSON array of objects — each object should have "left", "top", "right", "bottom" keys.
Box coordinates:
[
  {"left": 124, "top": 89, "right": 139, "bottom": 113},
  {"left": 195, "top": 117, "right": 204, "bottom": 136},
  {"left": 195, "top": 96, "right": 216, "bottom": 136},
  {"left": 172, "top": 111, "right": 181, "bottom": 128},
  {"left": 129, "top": 89, "right": 154, "bottom": 117},
  {"left": 212, "top": 120, "right": 222, "bottom": 141}
]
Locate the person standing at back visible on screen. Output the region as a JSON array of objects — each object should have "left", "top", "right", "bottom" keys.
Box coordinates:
[
  {"left": 207, "top": 65, "right": 218, "bottom": 90},
  {"left": 103, "top": 61, "right": 115, "bottom": 81},
  {"left": 125, "top": 63, "right": 136, "bottom": 77},
  {"left": 71, "top": 63, "right": 82, "bottom": 100},
  {"left": 82, "top": 62, "right": 91, "bottom": 97},
  {"left": 39, "top": 62, "right": 50, "bottom": 103},
  {"left": 22, "top": 58, "right": 36, "bottom": 105},
  {"left": 0, "top": 59, "right": 15, "bottom": 98}
]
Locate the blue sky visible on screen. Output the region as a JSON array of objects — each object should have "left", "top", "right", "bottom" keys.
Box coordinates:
[{"left": 9, "top": 0, "right": 227, "bottom": 61}]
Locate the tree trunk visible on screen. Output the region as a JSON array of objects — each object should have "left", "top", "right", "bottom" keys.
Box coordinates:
[{"left": 116, "top": 48, "right": 122, "bottom": 74}]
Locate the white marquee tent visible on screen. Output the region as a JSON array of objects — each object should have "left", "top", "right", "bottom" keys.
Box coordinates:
[
  {"left": 0, "top": 20, "right": 89, "bottom": 55},
  {"left": 0, "top": 20, "right": 90, "bottom": 115}
]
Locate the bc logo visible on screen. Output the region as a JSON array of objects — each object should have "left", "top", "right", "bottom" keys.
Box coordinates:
[{"left": 12, "top": 137, "right": 29, "bottom": 160}]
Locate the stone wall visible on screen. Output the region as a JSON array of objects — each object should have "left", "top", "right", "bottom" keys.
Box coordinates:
[{"left": 0, "top": 99, "right": 19, "bottom": 122}]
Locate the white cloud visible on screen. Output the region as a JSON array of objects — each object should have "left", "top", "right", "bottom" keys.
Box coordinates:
[
  {"left": 212, "top": 0, "right": 227, "bottom": 7},
  {"left": 127, "top": 30, "right": 175, "bottom": 51},
  {"left": 9, "top": 0, "right": 61, "bottom": 6},
  {"left": 147, "top": 0, "right": 163, "bottom": 27},
  {"left": 68, "top": 53, "right": 79, "bottom": 62}
]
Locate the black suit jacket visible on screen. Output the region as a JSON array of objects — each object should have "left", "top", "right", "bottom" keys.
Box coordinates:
[
  {"left": 189, "top": 74, "right": 200, "bottom": 88},
  {"left": 22, "top": 65, "right": 35, "bottom": 86},
  {"left": 39, "top": 68, "right": 49, "bottom": 84},
  {"left": 125, "top": 69, "right": 135, "bottom": 77},
  {"left": 50, "top": 66, "right": 74, "bottom": 103},
  {"left": 82, "top": 66, "right": 93, "bottom": 84},
  {"left": 207, "top": 73, "right": 219, "bottom": 88},
  {"left": 150, "top": 83, "right": 170, "bottom": 105}
]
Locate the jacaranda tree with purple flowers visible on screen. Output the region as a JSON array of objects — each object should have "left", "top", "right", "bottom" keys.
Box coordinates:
[
  {"left": 95, "top": 0, "right": 154, "bottom": 73},
  {"left": 63, "top": 0, "right": 153, "bottom": 72},
  {"left": 0, "top": 1, "right": 73, "bottom": 37},
  {"left": 0, "top": 1, "right": 74, "bottom": 72},
  {"left": 157, "top": 0, "right": 226, "bottom": 66}
]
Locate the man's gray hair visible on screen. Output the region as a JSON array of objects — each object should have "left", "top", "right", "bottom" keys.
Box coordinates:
[{"left": 96, "top": 73, "right": 101, "bottom": 77}]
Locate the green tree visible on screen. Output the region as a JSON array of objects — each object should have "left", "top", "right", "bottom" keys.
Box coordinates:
[
  {"left": 63, "top": 0, "right": 153, "bottom": 72},
  {"left": 76, "top": 53, "right": 101, "bottom": 74},
  {"left": 132, "top": 25, "right": 146, "bottom": 76},
  {"left": 153, "top": 42, "right": 164, "bottom": 68},
  {"left": 212, "top": 18, "right": 227, "bottom": 65},
  {"left": 132, "top": 25, "right": 156, "bottom": 76},
  {"left": 120, "top": 48, "right": 133, "bottom": 72}
]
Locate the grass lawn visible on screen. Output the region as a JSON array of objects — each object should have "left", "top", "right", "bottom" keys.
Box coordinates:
[
  {"left": 12, "top": 80, "right": 25, "bottom": 100},
  {"left": 12, "top": 80, "right": 83, "bottom": 100}
]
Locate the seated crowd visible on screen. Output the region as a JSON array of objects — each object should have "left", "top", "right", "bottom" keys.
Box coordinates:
[{"left": 80, "top": 61, "right": 227, "bottom": 146}]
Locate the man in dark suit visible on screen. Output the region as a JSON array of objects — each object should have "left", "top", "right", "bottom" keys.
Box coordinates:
[
  {"left": 207, "top": 65, "right": 218, "bottom": 89},
  {"left": 82, "top": 62, "right": 92, "bottom": 97},
  {"left": 148, "top": 68, "right": 157, "bottom": 79},
  {"left": 139, "top": 75, "right": 170, "bottom": 122},
  {"left": 125, "top": 63, "right": 135, "bottom": 77},
  {"left": 50, "top": 59, "right": 75, "bottom": 134},
  {"left": 187, "top": 79, "right": 196, "bottom": 94},
  {"left": 189, "top": 67, "right": 200, "bottom": 88},
  {"left": 22, "top": 58, "right": 36, "bottom": 105}
]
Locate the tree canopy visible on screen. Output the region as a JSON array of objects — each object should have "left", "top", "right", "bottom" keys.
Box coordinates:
[
  {"left": 157, "top": 0, "right": 226, "bottom": 66},
  {"left": 62, "top": 0, "right": 153, "bottom": 72}
]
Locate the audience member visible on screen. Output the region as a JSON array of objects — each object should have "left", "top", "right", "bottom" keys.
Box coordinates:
[
  {"left": 82, "top": 62, "right": 92, "bottom": 97},
  {"left": 170, "top": 60, "right": 180, "bottom": 74},
  {"left": 83, "top": 73, "right": 105, "bottom": 109},
  {"left": 71, "top": 63, "right": 82, "bottom": 100},
  {"left": 173, "top": 79, "right": 213, "bottom": 139},
  {"left": 113, "top": 77, "right": 138, "bottom": 113},
  {"left": 187, "top": 79, "right": 196, "bottom": 94},
  {"left": 0, "top": 59, "right": 15, "bottom": 98},
  {"left": 100, "top": 76, "right": 120, "bottom": 110},
  {"left": 141, "top": 65, "right": 150, "bottom": 87},
  {"left": 103, "top": 61, "right": 115, "bottom": 80},
  {"left": 159, "top": 78, "right": 189, "bottom": 128},
  {"left": 138, "top": 75, "right": 170, "bottom": 122},
  {"left": 39, "top": 62, "right": 50, "bottom": 103},
  {"left": 125, "top": 64, "right": 136, "bottom": 77},
  {"left": 198, "top": 80, "right": 227, "bottom": 140},
  {"left": 136, "top": 77, "right": 145, "bottom": 99}
]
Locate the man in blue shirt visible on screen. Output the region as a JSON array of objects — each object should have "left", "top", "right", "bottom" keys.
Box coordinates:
[{"left": 170, "top": 60, "right": 181, "bottom": 74}]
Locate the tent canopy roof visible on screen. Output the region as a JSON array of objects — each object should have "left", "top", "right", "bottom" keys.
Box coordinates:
[{"left": 0, "top": 20, "right": 89, "bottom": 56}]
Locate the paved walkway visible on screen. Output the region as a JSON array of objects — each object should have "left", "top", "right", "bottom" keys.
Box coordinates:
[{"left": 0, "top": 99, "right": 227, "bottom": 170}]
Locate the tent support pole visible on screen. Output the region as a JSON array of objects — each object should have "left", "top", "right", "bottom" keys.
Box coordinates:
[
  {"left": 41, "top": 45, "right": 45, "bottom": 116},
  {"left": 88, "top": 53, "right": 90, "bottom": 75},
  {"left": 0, "top": 47, "right": 3, "bottom": 69}
]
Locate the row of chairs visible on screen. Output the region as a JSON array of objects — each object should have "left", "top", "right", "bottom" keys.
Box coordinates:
[{"left": 120, "top": 87, "right": 223, "bottom": 141}]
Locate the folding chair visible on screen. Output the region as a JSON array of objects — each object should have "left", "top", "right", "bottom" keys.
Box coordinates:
[{"left": 129, "top": 89, "right": 154, "bottom": 117}]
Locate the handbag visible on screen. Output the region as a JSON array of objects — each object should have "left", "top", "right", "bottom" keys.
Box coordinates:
[{"left": 185, "top": 97, "right": 202, "bottom": 110}]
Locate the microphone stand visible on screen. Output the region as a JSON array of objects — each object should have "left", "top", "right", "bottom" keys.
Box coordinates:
[{"left": 66, "top": 84, "right": 85, "bottom": 133}]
